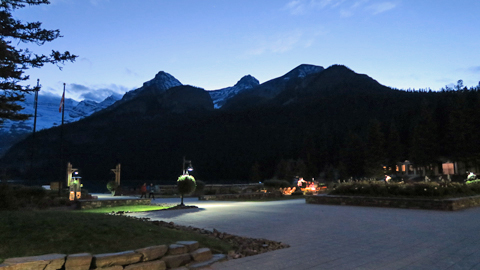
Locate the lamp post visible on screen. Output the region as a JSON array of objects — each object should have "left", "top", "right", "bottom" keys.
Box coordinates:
[
  {"left": 111, "top": 163, "right": 121, "bottom": 186},
  {"left": 182, "top": 156, "right": 193, "bottom": 175},
  {"left": 66, "top": 162, "right": 80, "bottom": 201}
]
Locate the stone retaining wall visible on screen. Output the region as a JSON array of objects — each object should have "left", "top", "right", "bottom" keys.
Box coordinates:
[
  {"left": 119, "top": 183, "right": 263, "bottom": 196},
  {"left": 199, "top": 192, "right": 283, "bottom": 201},
  {"left": 0, "top": 241, "right": 226, "bottom": 270},
  {"left": 305, "top": 194, "right": 480, "bottom": 211},
  {"left": 77, "top": 198, "right": 151, "bottom": 210}
]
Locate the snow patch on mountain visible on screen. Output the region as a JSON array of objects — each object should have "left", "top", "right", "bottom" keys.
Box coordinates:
[
  {"left": 69, "top": 93, "right": 122, "bottom": 118},
  {"left": 290, "top": 64, "right": 325, "bottom": 78},
  {"left": 120, "top": 71, "right": 182, "bottom": 103},
  {"left": 0, "top": 93, "right": 121, "bottom": 134},
  {"left": 208, "top": 75, "right": 260, "bottom": 109},
  {"left": 143, "top": 71, "right": 182, "bottom": 90},
  {"left": 241, "top": 64, "right": 324, "bottom": 99}
]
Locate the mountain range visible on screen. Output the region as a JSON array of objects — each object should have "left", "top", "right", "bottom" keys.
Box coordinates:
[
  {"left": 2, "top": 63, "right": 479, "bottom": 191},
  {"left": 0, "top": 64, "right": 322, "bottom": 156},
  {"left": 0, "top": 93, "right": 122, "bottom": 156}
]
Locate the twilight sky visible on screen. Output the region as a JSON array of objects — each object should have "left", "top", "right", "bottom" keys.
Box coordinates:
[{"left": 13, "top": 0, "right": 480, "bottom": 102}]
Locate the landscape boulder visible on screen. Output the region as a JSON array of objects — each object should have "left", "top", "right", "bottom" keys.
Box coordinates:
[
  {"left": 93, "top": 251, "right": 142, "bottom": 268},
  {"left": 65, "top": 253, "right": 92, "bottom": 270},
  {"left": 1, "top": 253, "right": 65, "bottom": 270}
]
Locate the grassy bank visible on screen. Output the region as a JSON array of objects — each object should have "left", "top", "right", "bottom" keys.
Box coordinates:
[{"left": 0, "top": 211, "right": 234, "bottom": 263}]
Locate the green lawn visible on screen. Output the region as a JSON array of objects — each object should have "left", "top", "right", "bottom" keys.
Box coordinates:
[
  {"left": 80, "top": 205, "right": 171, "bottom": 213},
  {"left": 0, "top": 211, "right": 234, "bottom": 263}
]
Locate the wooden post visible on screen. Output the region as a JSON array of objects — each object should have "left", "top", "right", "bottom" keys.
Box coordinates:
[{"left": 111, "top": 163, "right": 121, "bottom": 186}]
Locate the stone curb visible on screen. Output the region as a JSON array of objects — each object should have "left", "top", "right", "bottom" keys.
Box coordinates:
[
  {"left": 0, "top": 241, "right": 220, "bottom": 270},
  {"left": 188, "top": 254, "right": 227, "bottom": 270}
]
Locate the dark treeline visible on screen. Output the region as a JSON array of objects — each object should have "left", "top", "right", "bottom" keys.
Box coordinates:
[{"left": 1, "top": 66, "right": 479, "bottom": 190}]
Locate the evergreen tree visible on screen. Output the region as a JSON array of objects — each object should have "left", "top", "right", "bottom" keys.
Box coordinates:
[
  {"left": 275, "top": 158, "right": 307, "bottom": 182},
  {"left": 446, "top": 93, "right": 479, "bottom": 166},
  {"left": 409, "top": 102, "right": 437, "bottom": 173},
  {"left": 341, "top": 131, "right": 366, "bottom": 178},
  {"left": 386, "top": 122, "right": 402, "bottom": 173},
  {"left": 295, "top": 158, "right": 307, "bottom": 179},
  {"left": 275, "top": 159, "right": 289, "bottom": 180},
  {"left": 455, "top": 80, "right": 464, "bottom": 91},
  {"left": 250, "top": 161, "right": 261, "bottom": 183},
  {"left": 300, "top": 133, "right": 319, "bottom": 179},
  {"left": 364, "top": 119, "right": 385, "bottom": 177},
  {"left": 0, "top": 0, "right": 77, "bottom": 126}
]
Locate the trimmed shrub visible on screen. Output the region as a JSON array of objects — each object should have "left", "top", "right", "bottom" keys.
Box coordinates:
[
  {"left": 329, "top": 181, "right": 480, "bottom": 198},
  {"left": 467, "top": 182, "right": 480, "bottom": 194},
  {"left": 385, "top": 183, "right": 404, "bottom": 196},
  {"left": 229, "top": 186, "right": 243, "bottom": 194},
  {"left": 177, "top": 175, "right": 196, "bottom": 194},
  {"left": 107, "top": 181, "right": 118, "bottom": 195},
  {"left": 53, "top": 196, "right": 69, "bottom": 206},
  {"left": 204, "top": 189, "right": 216, "bottom": 195},
  {"left": 0, "top": 184, "right": 19, "bottom": 210},
  {"left": 466, "top": 179, "right": 480, "bottom": 185},
  {"left": 177, "top": 175, "right": 196, "bottom": 205},
  {"left": 14, "top": 185, "right": 46, "bottom": 205},
  {"left": 263, "top": 179, "right": 290, "bottom": 190},
  {"left": 193, "top": 180, "right": 205, "bottom": 196}
]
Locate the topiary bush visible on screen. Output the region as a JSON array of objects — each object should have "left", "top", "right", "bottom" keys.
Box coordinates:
[
  {"left": 177, "top": 175, "right": 196, "bottom": 206},
  {"left": 107, "top": 181, "right": 118, "bottom": 196}
]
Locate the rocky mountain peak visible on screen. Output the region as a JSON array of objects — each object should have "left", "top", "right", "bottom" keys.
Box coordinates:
[
  {"left": 234, "top": 75, "right": 259, "bottom": 89},
  {"left": 142, "top": 71, "right": 182, "bottom": 91},
  {"left": 119, "top": 71, "right": 183, "bottom": 104},
  {"left": 284, "top": 64, "right": 324, "bottom": 79},
  {"left": 207, "top": 75, "right": 260, "bottom": 109}
]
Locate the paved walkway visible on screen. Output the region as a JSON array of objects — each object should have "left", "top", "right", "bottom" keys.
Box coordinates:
[{"left": 129, "top": 198, "right": 480, "bottom": 270}]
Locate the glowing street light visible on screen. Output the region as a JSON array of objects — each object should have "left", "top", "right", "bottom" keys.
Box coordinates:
[
  {"left": 182, "top": 156, "right": 193, "bottom": 175},
  {"left": 66, "top": 162, "right": 81, "bottom": 201}
]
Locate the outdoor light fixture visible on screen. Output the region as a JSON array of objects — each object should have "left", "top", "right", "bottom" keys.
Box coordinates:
[
  {"left": 66, "top": 162, "right": 81, "bottom": 201},
  {"left": 183, "top": 156, "right": 193, "bottom": 175}
]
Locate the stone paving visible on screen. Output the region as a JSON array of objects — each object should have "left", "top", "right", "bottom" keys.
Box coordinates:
[{"left": 129, "top": 198, "right": 480, "bottom": 270}]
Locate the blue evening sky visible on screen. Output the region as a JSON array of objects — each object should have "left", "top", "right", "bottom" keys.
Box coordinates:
[{"left": 14, "top": 0, "right": 480, "bottom": 102}]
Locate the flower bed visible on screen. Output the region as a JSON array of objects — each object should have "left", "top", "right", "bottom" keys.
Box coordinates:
[
  {"left": 305, "top": 194, "right": 480, "bottom": 211},
  {"left": 329, "top": 181, "right": 480, "bottom": 198}
]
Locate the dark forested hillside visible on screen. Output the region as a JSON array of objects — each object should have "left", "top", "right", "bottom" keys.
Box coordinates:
[{"left": 2, "top": 65, "right": 479, "bottom": 190}]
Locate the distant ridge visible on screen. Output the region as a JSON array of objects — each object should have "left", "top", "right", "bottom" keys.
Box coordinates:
[
  {"left": 118, "top": 71, "right": 183, "bottom": 104},
  {"left": 5, "top": 63, "right": 473, "bottom": 189},
  {"left": 221, "top": 64, "right": 324, "bottom": 110},
  {"left": 208, "top": 75, "right": 260, "bottom": 109}
]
